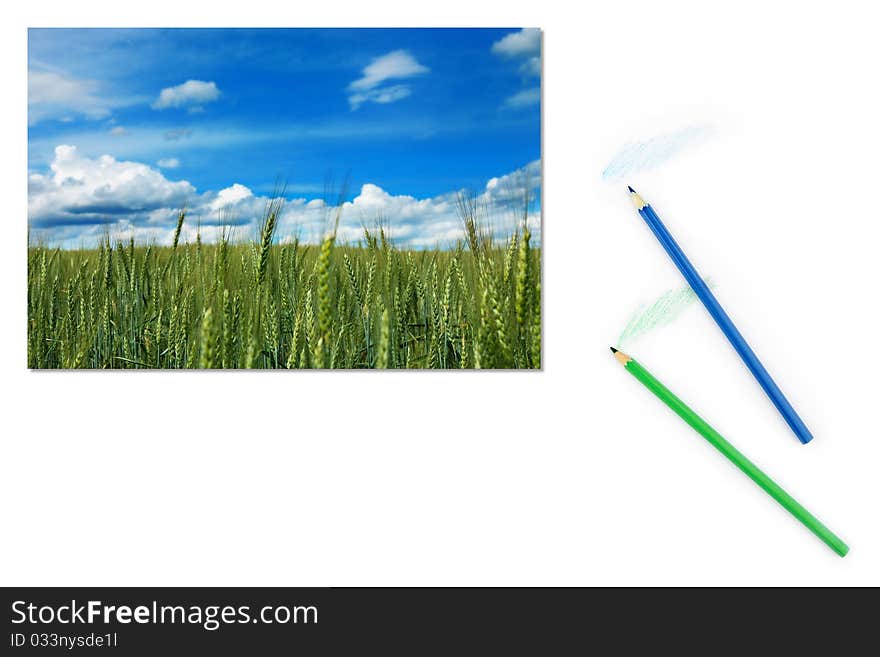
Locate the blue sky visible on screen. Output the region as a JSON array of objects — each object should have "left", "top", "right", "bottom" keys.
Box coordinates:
[{"left": 28, "top": 28, "right": 541, "bottom": 248}]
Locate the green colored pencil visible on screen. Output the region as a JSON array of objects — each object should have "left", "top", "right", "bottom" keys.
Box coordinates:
[{"left": 611, "top": 347, "right": 848, "bottom": 557}]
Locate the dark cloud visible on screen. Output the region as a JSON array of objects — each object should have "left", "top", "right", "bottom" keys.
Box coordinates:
[
  {"left": 30, "top": 214, "right": 119, "bottom": 228},
  {"left": 66, "top": 202, "right": 162, "bottom": 215}
]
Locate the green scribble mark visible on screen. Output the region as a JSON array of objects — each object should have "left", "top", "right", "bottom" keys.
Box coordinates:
[{"left": 618, "top": 278, "right": 715, "bottom": 347}]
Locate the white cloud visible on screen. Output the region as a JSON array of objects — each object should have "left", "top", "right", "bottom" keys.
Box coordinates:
[
  {"left": 157, "top": 158, "right": 180, "bottom": 169},
  {"left": 152, "top": 80, "right": 220, "bottom": 111},
  {"left": 349, "top": 50, "right": 429, "bottom": 91},
  {"left": 520, "top": 56, "right": 541, "bottom": 77},
  {"left": 348, "top": 50, "right": 429, "bottom": 110},
  {"left": 109, "top": 126, "right": 129, "bottom": 136},
  {"left": 29, "top": 71, "right": 102, "bottom": 112},
  {"left": 28, "top": 146, "right": 541, "bottom": 250},
  {"left": 210, "top": 183, "right": 253, "bottom": 212},
  {"left": 491, "top": 30, "right": 541, "bottom": 110},
  {"left": 503, "top": 88, "right": 540, "bottom": 109},
  {"left": 491, "top": 28, "right": 541, "bottom": 59},
  {"left": 28, "top": 70, "right": 122, "bottom": 125},
  {"left": 481, "top": 159, "right": 541, "bottom": 202},
  {"left": 348, "top": 85, "right": 412, "bottom": 110},
  {"left": 277, "top": 164, "right": 540, "bottom": 248},
  {"left": 28, "top": 145, "right": 194, "bottom": 230}
]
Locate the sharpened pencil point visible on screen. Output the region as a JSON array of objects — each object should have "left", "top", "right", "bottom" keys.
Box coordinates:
[
  {"left": 612, "top": 348, "right": 631, "bottom": 365},
  {"left": 629, "top": 187, "right": 647, "bottom": 210}
]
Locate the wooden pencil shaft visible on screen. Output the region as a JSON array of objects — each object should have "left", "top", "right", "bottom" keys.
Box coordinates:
[
  {"left": 634, "top": 195, "right": 814, "bottom": 445},
  {"left": 618, "top": 353, "right": 848, "bottom": 557}
]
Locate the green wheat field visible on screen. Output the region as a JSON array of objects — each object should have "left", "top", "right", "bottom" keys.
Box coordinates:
[{"left": 27, "top": 200, "right": 541, "bottom": 369}]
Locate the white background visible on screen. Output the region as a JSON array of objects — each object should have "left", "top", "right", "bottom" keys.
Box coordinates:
[{"left": 3, "top": 1, "right": 879, "bottom": 585}]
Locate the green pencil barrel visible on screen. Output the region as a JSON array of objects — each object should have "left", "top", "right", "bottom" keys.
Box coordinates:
[{"left": 625, "top": 358, "right": 849, "bottom": 557}]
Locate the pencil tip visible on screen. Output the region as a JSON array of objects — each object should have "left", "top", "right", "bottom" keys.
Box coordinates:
[
  {"left": 611, "top": 347, "right": 632, "bottom": 365},
  {"left": 628, "top": 187, "right": 646, "bottom": 210}
]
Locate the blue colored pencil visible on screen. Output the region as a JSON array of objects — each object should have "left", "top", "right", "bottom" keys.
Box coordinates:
[{"left": 627, "top": 186, "right": 814, "bottom": 445}]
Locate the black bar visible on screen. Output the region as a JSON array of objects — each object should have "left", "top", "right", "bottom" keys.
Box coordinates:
[{"left": 1, "top": 587, "right": 872, "bottom": 654}]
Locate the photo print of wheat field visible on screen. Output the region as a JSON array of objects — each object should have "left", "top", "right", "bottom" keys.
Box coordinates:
[{"left": 27, "top": 28, "right": 541, "bottom": 369}]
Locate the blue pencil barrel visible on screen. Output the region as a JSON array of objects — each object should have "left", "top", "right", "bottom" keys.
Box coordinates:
[{"left": 638, "top": 203, "right": 814, "bottom": 445}]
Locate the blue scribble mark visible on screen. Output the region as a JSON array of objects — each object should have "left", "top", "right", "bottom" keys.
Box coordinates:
[{"left": 602, "top": 125, "right": 713, "bottom": 181}]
